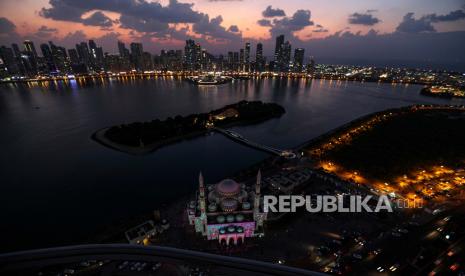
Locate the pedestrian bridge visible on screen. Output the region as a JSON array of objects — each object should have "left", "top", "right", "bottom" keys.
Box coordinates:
[{"left": 213, "top": 127, "right": 296, "bottom": 159}]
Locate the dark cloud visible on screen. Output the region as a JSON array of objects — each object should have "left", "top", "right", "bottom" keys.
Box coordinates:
[
  {"left": 0, "top": 17, "right": 17, "bottom": 34},
  {"left": 119, "top": 14, "right": 168, "bottom": 32},
  {"left": 59, "top": 30, "right": 87, "bottom": 46},
  {"left": 81, "top": 11, "right": 115, "bottom": 27},
  {"left": 313, "top": 28, "right": 328, "bottom": 33},
  {"left": 228, "top": 25, "right": 239, "bottom": 32},
  {"left": 257, "top": 19, "right": 272, "bottom": 27},
  {"left": 35, "top": 25, "right": 58, "bottom": 38},
  {"left": 192, "top": 15, "right": 241, "bottom": 41},
  {"left": 396, "top": 10, "right": 465, "bottom": 33},
  {"left": 269, "top": 9, "right": 314, "bottom": 38},
  {"left": 426, "top": 9, "right": 465, "bottom": 22},
  {"left": 0, "top": 17, "right": 21, "bottom": 44},
  {"left": 366, "top": 9, "right": 378, "bottom": 13},
  {"left": 348, "top": 12, "right": 380, "bottom": 25},
  {"left": 396, "top": 12, "right": 436, "bottom": 33},
  {"left": 39, "top": 0, "right": 242, "bottom": 45},
  {"left": 262, "top": 6, "right": 286, "bottom": 17}
]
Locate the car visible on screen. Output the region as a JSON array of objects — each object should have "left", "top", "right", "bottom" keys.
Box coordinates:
[
  {"left": 398, "top": 228, "right": 409, "bottom": 233},
  {"left": 371, "top": 248, "right": 382, "bottom": 255},
  {"left": 152, "top": 262, "right": 162, "bottom": 271},
  {"left": 389, "top": 263, "right": 400, "bottom": 271},
  {"left": 352, "top": 253, "right": 362, "bottom": 260}
]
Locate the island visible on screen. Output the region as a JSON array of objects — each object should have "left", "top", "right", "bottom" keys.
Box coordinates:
[{"left": 92, "top": 100, "right": 285, "bottom": 154}]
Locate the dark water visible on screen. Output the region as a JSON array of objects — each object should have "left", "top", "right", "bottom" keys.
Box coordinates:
[{"left": 1, "top": 77, "right": 463, "bottom": 252}]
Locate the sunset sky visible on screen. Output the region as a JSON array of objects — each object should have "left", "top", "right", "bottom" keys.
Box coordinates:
[{"left": 1, "top": 0, "right": 465, "bottom": 67}]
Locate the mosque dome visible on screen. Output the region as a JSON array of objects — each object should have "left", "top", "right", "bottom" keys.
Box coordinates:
[
  {"left": 216, "top": 215, "right": 225, "bottom": 224},
  {"left": 208, "top": 203, "right": 218, "bottom": 212},
  {"left": 216, "top": 179, "right": 241, "bottom": 197}
]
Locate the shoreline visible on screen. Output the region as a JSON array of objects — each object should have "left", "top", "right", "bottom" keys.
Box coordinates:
[{"left": 0, "top": 73, "right": 449, "bottom": 86}]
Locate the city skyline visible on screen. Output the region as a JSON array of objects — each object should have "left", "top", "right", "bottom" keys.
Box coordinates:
[{"left": 1, "top": 0, "right": 465, "bottom": 67}]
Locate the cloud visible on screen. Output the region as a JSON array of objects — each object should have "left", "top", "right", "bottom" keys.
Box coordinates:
[
  {"left": 228, "top": 25, "right": 239, "bottom": 32},
  {"left": 396, "top": 10, "right": 465, "bottom": 33},
  {"left": 426, "top": 9, "right": 465, "bottom": 22},
  {"left": 38, "top": 0, "right": 242, "bottom": 46},
  {"left": 269, "top": 9, "right": 314, "bottom": 38},
  {"left": 0, "top": 17, "right": 21, "bottom": 44},
  {"left": 81, "top": 11, "right": 115, "bottom": 27},
  {"left": 396, "top": 12, "right": 436, "bottom": 33},
  {"left": 348, "top": 12, "right": 380, "bottom": 25},
  {"left": 262, "top": 6, "right": 286, "bottom": 18},
  {"left": 35, "top": 25, "right": 58, "bottom": 38},
  {"left": 257, "top": 19, "right": 272, "bottom": 27},
  {"left": 0, "top": 17, "right": 17, "bottom": 34},
  {"left": 119, "top": 14, "right": 168, "bottom": 32},
  {"left": 192, "top": 15, "right": 241, "bottom": 41},
  {"left": 313, "top": 28, "right": 328, "bottom": 33}
]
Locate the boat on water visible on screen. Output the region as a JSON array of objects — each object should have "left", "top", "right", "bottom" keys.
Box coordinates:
[{"left": 187, "top": 73, "right": 233, "bottom": 85}]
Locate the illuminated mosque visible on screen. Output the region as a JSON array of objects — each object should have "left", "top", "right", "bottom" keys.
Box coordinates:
[{"left": 187, "top": 171, "right": 267, "bottom": 245}]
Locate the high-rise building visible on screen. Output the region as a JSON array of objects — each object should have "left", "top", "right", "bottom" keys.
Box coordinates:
[
  {"left": 0, "top": 46, "right": 21, "bottom": 77},
  {"left": 227, "top": 51, "right": 233, "bottom": 71},
  {"left": 274, "top": 35, "right": 284, "bottom": 62},
  {"left": 280, "top": 41, "right": 291, "bottom": 72},
  {"left": 76, "top": 42, "right": 90, "bottom": 67},
  {"left": 11, "top": 43, "right": 21, "bottom": 58},
  {"left": 117, "top": 41, "right": 128, "bottom": 58},
  {"left": 244, "top": 42, "right": 250, "bottom": 72},
  {"left": 68, "top": 48, "right": 79, "bottom": 65},
  {"left": 184, "top": 39, "right": 198, "bottom": 71},
  {"left": 130, "top": 42, "right": 144, "bottom": 71},
  {"left": 49, "top": 42, "right": 70, "bottom": 73},
  {"left": 293, "top": 48, "right": 305, "bottom": 72},
  {"left": 255, "top": 43, "right": 264, "bottom": 72},
  {"left": 239, "top": 49, "right": 244, "bottom": 71},
  {"left": 23, "top": 40, "right": 38, "bottom": 74},
  {"left": 233, "top": 52, "right": 239, "bottom": 71},
  {"left": 40, "top": 43, "right": 55, "bottom": 73},
  {"left": 23, "top": 40, "right": 38, "bottom": 59}
]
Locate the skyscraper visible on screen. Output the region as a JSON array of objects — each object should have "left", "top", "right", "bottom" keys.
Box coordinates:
[
  {"left": 274, "top": 35, "right": 284, "bottom": 62},
  {"left": 0, "top": 46, "right": 21, "bottom": 77},
  {"left": 23, "top": 40, "right": 38, "bottom": 74},
  {"left": 255, "top": 43, "right": 264, "bottom": 72},
  {"left": 11, "top": 43, "right": 21, "bottom": 58},
  {"left": 239, "top": 48, "right": 244, "bottom": 71},
  {"left": 118, "top": 41, "right": 127, "bottom": 58},
  {"left": 130, "top": 42, "right": 144, "bottom": 71},
  {"left": 184, "top": 39, "right": 197, "bottom": 71},
  {"left": 244, "top": 42, "right": 250, "bottom": 72},
  {"left": 23, "top": 40, "right": 38, "bottom": 59},
  {"left": 280, "top": 41, "right": 291, "bottom": 72},
  {"left": 293, "top": 48, "right": 305, "bottom": 72}
]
